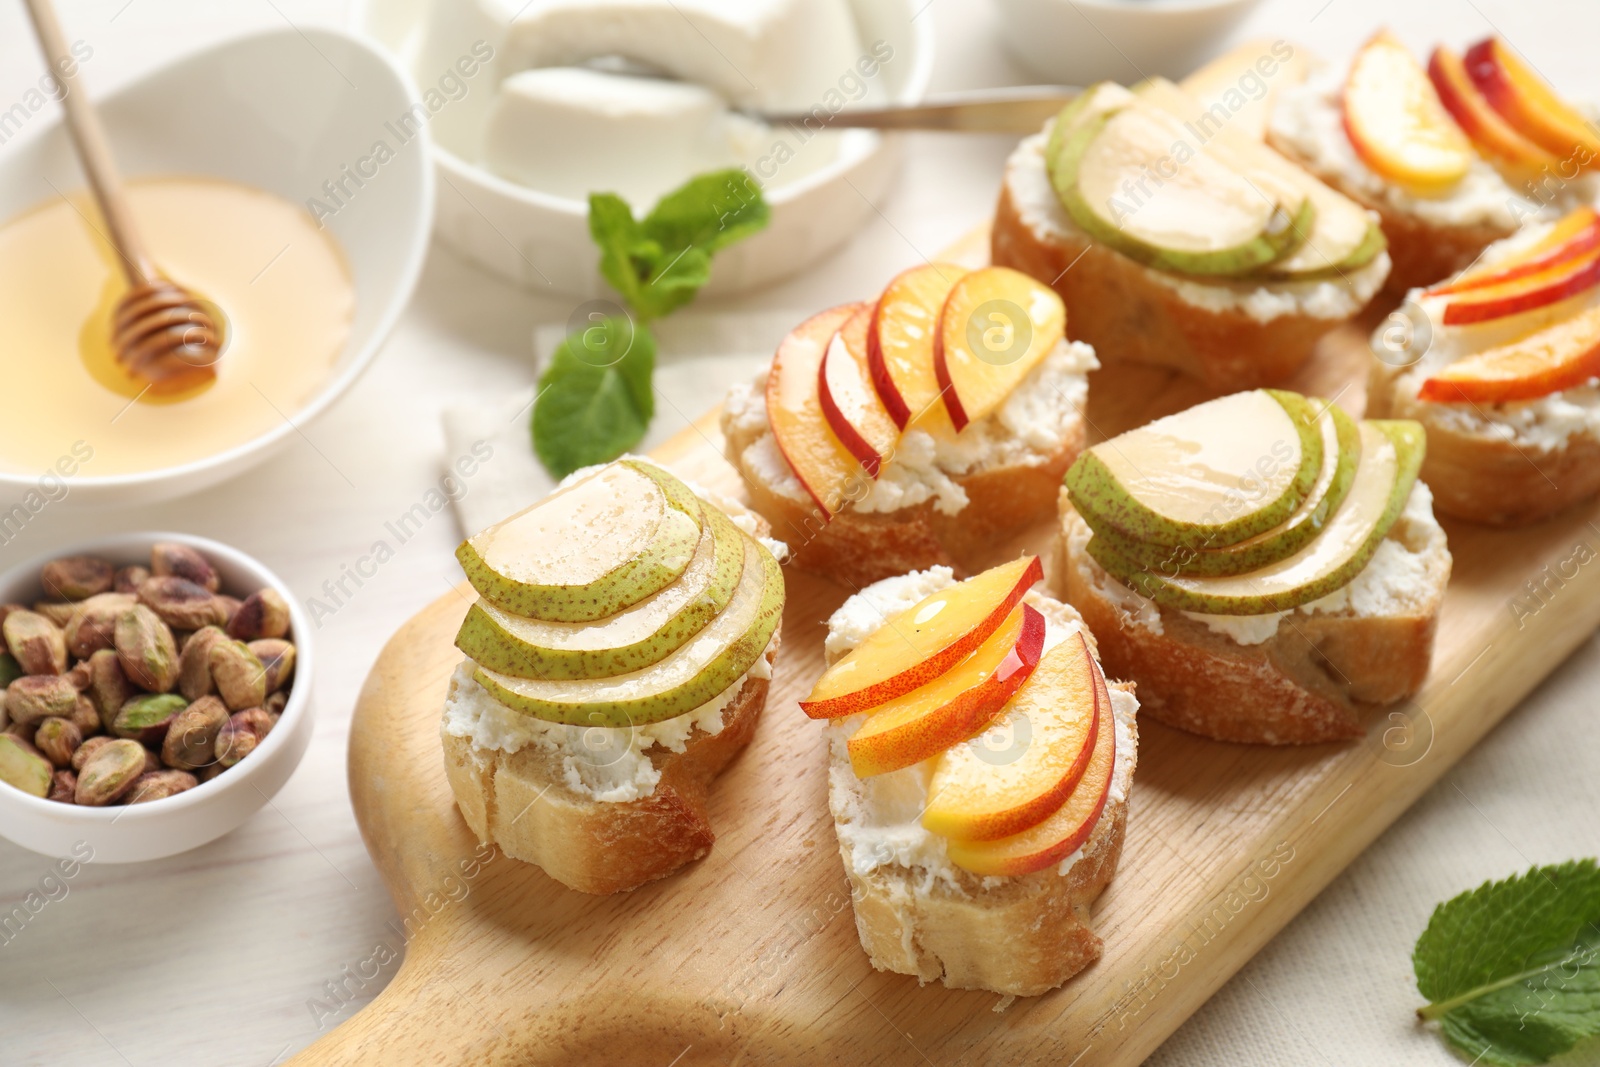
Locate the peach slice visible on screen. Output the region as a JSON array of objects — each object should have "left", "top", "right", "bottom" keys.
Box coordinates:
[
  {"left": 846, "top": 604, "right": 1046, "bottom": 778},
  {"left": 1420, "top": 304, "right": 1600, "bottom": 403},
  {"left": 945, "top": 655, "right": 1117, "bottom": 877},
  {"left": 766, "top": 302, "right": 872, "bottom": 521},
  {"left": 933, "top": 267, "right": 1065, "bottom": 432},
  {"left": 1428, "top": 46, "right": 1558, "bottom": 171},
  {"left": 1464, "top": 37, "right": 1600, "bottom": 162},
  {"left": 921, "top": 633, "right": 1099, "bottom": 841},
  {"left": 1439, "top": 247, "right": 1600, "bottom": 325},
  {"left": 1343, "top": 31, "right": 1474, "bottom": 190},
  {"left": 1428, "top": 207, "right": 1600, "bottom": 296},
  {"left": 800, "top": 555, "right": 1044, "bottom": 719},
  {"left": 818, "top": 304, "right": 901, "bottom": 478},
  {"left": 869, "top": 262, "right": 968, "bottom": 431}
]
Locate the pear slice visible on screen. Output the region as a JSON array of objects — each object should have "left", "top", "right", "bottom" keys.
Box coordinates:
[
  {"left": 1095, "top": 399, "right": 1362, "bottom": 577},
  {"left": 1048, "top": 87, "right": 1312, "bottom": 277},
  {"left": 1066, "top": 390, "right": 1323, "bottom": 550},
  {"left": 473, "top": 533, "right": 785, "bottom": 726},
  {"left": 455, "top": 504, "right": 747, "bottom": 680},
  {"left": 1133, "top": 77, "right": 1386, "bottom": 279},
  {"left": 1089, "top": 420, "right": 1425, "bottom": 615},
  {"left": 456, "top": 460, "right": 702, "bottom": 623}
]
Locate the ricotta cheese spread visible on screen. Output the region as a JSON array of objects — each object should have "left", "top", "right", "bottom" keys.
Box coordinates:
[
  {"left": 1004, "top": 131, "right": 1391, "bottom": 323},
  {"left": 724, "top": 338, "right": 1096, "bottom": 517},
  {"left": 823, "top": 568, "right": 1139, "bottom": 890}
]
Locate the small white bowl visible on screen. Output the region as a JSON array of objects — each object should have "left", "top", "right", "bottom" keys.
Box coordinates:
[
  {"left": 0, "top": 28, "right": 434, "bottom": 509},
  {"left": 993, "top": 0, "right": 1265, "bottom": 86},
  {"left": 352, "top": 0, "right": 935, "bottom": 298},
  {"left": 0, "top": 533, "right": 314, "bottom": 864}
]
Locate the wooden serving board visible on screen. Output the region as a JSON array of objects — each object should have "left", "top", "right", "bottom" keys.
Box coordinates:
[{"left": 294, "top": 231, "right": 1600, "bottom": 1066}]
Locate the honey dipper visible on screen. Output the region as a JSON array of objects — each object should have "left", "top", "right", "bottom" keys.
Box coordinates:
[{"left": 22, "top": 0, "right": 223, "bottom": 388}]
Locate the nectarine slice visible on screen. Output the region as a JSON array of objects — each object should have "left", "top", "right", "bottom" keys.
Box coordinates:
[
  {"left": 1343, "top": 31, "right": 1474, "bottom": 190},
  {"left": 846, "top": 604, "right": 1045, "bottom": 778},
  {"left": 1440, "top": 247, "right": 1600, "bottom": 325},
  {"left": 766, "top": 302, "right": 873, "bottom": 521},
  {"left": 1428, "top": 207, "right": 1600, "bottom": 296},
  {"left": 933, "top": 267, "right": 1065, "bottom": 432},
  {"left": 921, "top": 633, "right": 1099, "bottom": 841},
  {"left": 819, "top": 305, "right": 901, "bottom": 478},
  {"left": 869, "top": 262, "right": 968, "bottom": 431},
  {"left": 1428, "top": 45, "right": 1558, "bottom": 171},
  {"left": 1465, "top": 37, "right": 1600, "bottom": 161},
  {"left": 800, "top": 556, "right": 1044, "bottom": 719},
  {"left": 945, "top": 655, "right": 1117, "bottom": 877},
  {"left": 1420, "top": 304, "right": 1600, "bottom": 403}
]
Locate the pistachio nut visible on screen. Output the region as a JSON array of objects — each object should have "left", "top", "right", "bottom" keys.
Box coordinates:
[
  {"left": 137, "top": 576, "right": 228, "bottom": 631},
  {"left": 7, "top": 675, "right": 80, "bottom": 725},
  {"left": 124, "top": 769, "right": 198, "bottom": 804},
  {"left": 48, "top": 768, "right": 76, "bottom": 803},
  {"left": 265, "top": 690, "right": 288, "bottom": 717},
  {"left": 114, "top": 605, "right": 178, "bottom": 693},
  {"left": 216, "top": 595, "right": 242, "bottom": 627},
  {"left": 64, "top": 659, "right": 91, "bottom": 690},
  {"left": 113, "top": 565, "right": 151, "bottom": 595},
  {"left": 0, "top": 604, "right": 25, "bottom": 628},
  {"left": 233, "top": 706, "right": 276, "bottom": 742},
  {"left": 0, "top": 734, "right": 51, "bottom": 797},
  {"left": 215, "top": 713, "right": 259, "bottom": 767},
  {"left": 160, "top": 695, "right": 229, "bottom": 771},
  {"left": 209, "top": 640, "right": 266, "bottom": 711},
  {"left": 3, "top": 719, "right": 35, "bottom": 745},
  {"left": 71, "top": 734, "right": 112, "bottom": 772},
  {"left": 111, "top": 692, "right": 187, "bottom": 746},
  {"left": 64, "top": 593, "right": 138, "bottom": 660},
  {"left": 4, "top": 610, "right": 66, "bottom": 676},
  {"left": 41, "top": 556, "right": 115, "bottom": 601},
  {"left": 141, "top": 746, "right": 161, "bottom": 775},
  {"left": 178, "top": 626, "right": 226, "bottom": 701},
  {"left": 30, "top": 601, "right": 80, "bottom": 628},
  {"left": 33, "top": 716, "right": 81, "bottom": 768},
  {"left": 74, "top": 738, "right": 146, "bottom": 805},
  {"left": 69, "top": 695, "right": 99, "bottom": 738},
  {"left": 196, "top": 762, "right": 226, "bottom": 783},
  {"left": 247, "top": 639, "right": 296, "bottom": 694},
  {"left": 228, "top": 589, "right": 290, "bottom": 641},
  {"left": 150, "top": 542, "right": 219, "bottom": 592},
  {"left": 87, "top": 649, "right": 135, "bottom": 731}
]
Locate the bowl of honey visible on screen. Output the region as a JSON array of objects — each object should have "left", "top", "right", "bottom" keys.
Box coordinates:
[{"left": 0, "top": 27, "right": 433, "bottom": 508}]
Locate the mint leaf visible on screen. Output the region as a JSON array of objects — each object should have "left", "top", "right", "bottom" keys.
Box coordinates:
[
  {"left": 532, "top": 318, "right": 655, "bottom": 478},
  {"left": 1415, "top": 860, "right": 1600, "bottom": 1066},
  {"left": 588, "top": 192, "right": 657, "bottom": 314},
  {"left": 642, "top": 169, "right": 770, "bottom": 258}
]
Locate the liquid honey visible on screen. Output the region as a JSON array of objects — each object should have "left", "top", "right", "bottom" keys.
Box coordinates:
[{"left": 0, "top": 176, "right": 353, "bottom": 476}]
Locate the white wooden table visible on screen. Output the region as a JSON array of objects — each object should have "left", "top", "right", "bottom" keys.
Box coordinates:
[{"left": 1, "top": 2, "right": 1596, "bottom": 1065}]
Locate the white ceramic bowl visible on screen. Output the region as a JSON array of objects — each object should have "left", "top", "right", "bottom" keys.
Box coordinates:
[
  {"left": 352, "top": 0, "right": 935, "bottom": 298},
  {"left": 992, "top": 0, "right": 1264, "bottom": 85},
  {"left": 0, "top": 28, "right": 433, "bottom": 510},
  {"left": 0, "top": 533, "right": 314, "bottom": 863}
]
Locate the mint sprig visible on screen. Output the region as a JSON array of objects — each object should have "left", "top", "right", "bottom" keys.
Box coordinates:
[
  {"left": 533, "top": 169, "right": 769, "bottom": 477},
  {"left": 1415, "top": 859, "right": 1600, "bottom": 1066}
]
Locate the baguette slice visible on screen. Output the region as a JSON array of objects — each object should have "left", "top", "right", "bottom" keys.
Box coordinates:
[
  {"left": 1058, "top": 492, "right": 1448, "bottom": 745},
  {"left": 825, "top": 582, "right": 1138, "bottom": 996},
  {"left": 993, "top": 130, "right": 1390, "bottom": 391}
]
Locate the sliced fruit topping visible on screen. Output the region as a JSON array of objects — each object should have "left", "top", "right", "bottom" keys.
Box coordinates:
[
  {"left": 922, "top": 632, "right": 1098, "bottom": 841},
  {"left": 1343, "top": 31, "right": 1474, "bottom": 191},
  {"left": 1420, "top": 304, "right": 1600, "bottom": 403},
  {"left": 846, "top": 603, "right": 1045, "bottom": 778},
  {"left": 1427, "top": 208, "right": 1600, "bottom": 297},
  {"left": 1136, "top": 77, "right": 1384, "bottom": 279},
  {"left": 1096, "top": 399, "right": 1361, "bottom": 578},
  {"left": 869, "top": 262, "right": 968, "bottom": 431},
  {"left": 1428, "top": 46, "right": 1559, "bottom": 171},
  {"left": 819, "top": 304, "right": 900, "bottom": 477},
  {"left": 945, "top": 653, "right": 1117, "bottom": 877},
  {"left": 1178, "top": 38, "right": 1309, "bottom": 142},
  {"left": 1090, "top": 421, "right": 1424, "bottom": 615},
  {"left": 1464, "top": 36, "right": 1600, "bottom": 161},
  {"left": 801, "top": 556, "right": 1044, "bottom": 719},
  {"left": 933, "top": 267, "right": 1066, "bottom": 431},
  {"left": 1066, "top": 390, "right": 1322, "bottom": 551},
  {"left": 1437, "top": 248, "right": 1600, "bottom": 326},
  {"left": 456, "top": 459, "right": 701, "bottom": 622},
  {"left": 1049, "top": 85, "right": 1311, "bottom": 278},
  {"left": 456, "top": 504, "right": 746, "bottom": 679},
  {"left": 766, "top": 302, "right": 874, "bottom": 522},
  {"left": 474, "top": 534, "right": 784, "bottom": 726}
]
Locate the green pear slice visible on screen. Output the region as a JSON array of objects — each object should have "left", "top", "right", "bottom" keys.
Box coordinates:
[
  {"left": 1096, "top": 399, "right": 1362, "bottom": 577},
  {"left": 473, "top": 534, "right": 785, "bottom": 726},
  {"left": 1089, "top": 420, "right": 1424, "bottom": 615},
  {"left": 1066, "top": 390, "right": 1323, "bottom": 550},
  {"left": 1049, "top": 91, "right": 1312, "bottom": 277},
  {"left": 1134, "top": 77, "right": 1386, "bottom": 279},
  {"left": 456, "top": 460, "right": 702, "bottom": 623},
  {"left": 455, "top": 504, "right": 747, "bottom": 679}
]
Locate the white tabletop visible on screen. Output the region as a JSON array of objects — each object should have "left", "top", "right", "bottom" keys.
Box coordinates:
[{"left": 1, "top": 2, "right": 1597, "bottom": 1065}]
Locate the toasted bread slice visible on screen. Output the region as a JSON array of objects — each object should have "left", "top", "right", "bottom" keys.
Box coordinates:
[
  {"left": 823, "top": 579, "right": 1138, "bottom": 996},
  {"left": 993, "top": 131, "right": 1390, "bottom": 391},
  {"left": 720, "top": 351, "right": 1089, "bottom": 588},
  {"left": 1057, "top": 489, "right": 1448, "bottom": 745}
]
